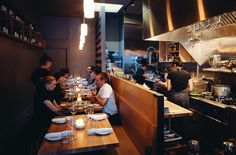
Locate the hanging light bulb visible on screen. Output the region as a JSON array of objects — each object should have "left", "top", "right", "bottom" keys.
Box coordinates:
[
  {"left": 84, "top": 0, "right": 94, "bottom": 18},
  {"left": 81, "top": 23, "right": 88, "bottom": 36},
  {"left": 79, "top": 42, "right": 84, "bottom": 50},
  {"left": 80, "top": 34, "right": 85, "bottom": 44}
]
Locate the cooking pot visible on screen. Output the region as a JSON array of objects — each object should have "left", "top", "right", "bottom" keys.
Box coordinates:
[{"left": 212, "top": 84, "right": 231, "bottom": 97}]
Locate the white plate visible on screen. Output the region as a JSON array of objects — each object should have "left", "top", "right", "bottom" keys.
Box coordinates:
[
  {"left": 45, "top": 136, "right": 63, "bottom": 141},
  {"left": 95, "top": 128, "right": 113, "bottom": 135},
  {"left": 90, "top": 114, "right": 107, "bottom": 121},
  {"left": 52, "top": 118, "right": 66, "bottom": 124}
]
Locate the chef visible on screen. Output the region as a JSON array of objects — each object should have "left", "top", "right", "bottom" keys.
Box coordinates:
[{"left": 166, "top": 58, "right": 193, "bottom": 108}]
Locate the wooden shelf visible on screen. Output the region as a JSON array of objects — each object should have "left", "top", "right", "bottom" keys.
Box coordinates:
[
  {"left": 202, "top": 68, "right": 236, "bottom": 73},
  {"left": 0, "top": 31, "right": 45, "bottom": 48},
  {"left": 0, "top": 10, "right": 45, "bottom": 48},
  {"left": 167, "top": 51, "right": 179, "bottom": 53}
]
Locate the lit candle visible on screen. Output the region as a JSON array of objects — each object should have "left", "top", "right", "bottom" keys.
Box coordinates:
[{"left": 76, "top": 118, "right": 85, "bottom": 129}]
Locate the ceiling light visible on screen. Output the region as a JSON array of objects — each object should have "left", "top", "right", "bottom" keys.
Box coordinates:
[
  {"left": 81, "top": 23, "right": 88, "bottom": 36},
  {"left": 84, "top": 0, "right": 94, "bottom": 18},
  {"left": 79, "top": 42, "right": 84, "bottom": 50},
  {"left": 94, "top": 3, "right": 123, "bottom": 13},
  {"left": 80, "top": 35, "right": 85, "bottom": 44}
]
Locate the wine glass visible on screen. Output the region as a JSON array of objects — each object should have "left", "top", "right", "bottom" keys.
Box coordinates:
[
  {"left": 68, "top": 102, "right": 77, "bottom": 118},
  {"left": 61, "top": 116, "right": 75, "bottom": 143}
]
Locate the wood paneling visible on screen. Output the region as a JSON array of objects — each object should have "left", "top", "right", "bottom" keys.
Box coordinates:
[
  {"left": 41, "top": 18, "right": 68, "bottom": 40},
  {"left": 110, "top": 75, "right": 164, "bottom": 155},
  {"left": 41, "top": 17, "right": 95, "bottom": 76},
  {"left": 43, "top": 48, "right": 67, "bottom": 74}
]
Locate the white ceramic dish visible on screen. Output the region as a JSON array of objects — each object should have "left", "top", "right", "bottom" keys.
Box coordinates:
[
  {"left": 90, "top": 114, "right": 107, "bottom": 121},
  {"left": 52, "top": 118, "right": 66, "bottom": 124},
  {"left": 95, "top": 128, "right": 113, "bottom": 135},
  {"left": 45, "top": 136, "right": 63, "bottom": 141}
]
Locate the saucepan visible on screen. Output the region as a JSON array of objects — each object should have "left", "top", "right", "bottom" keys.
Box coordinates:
[{"left": 212, "top": 84, "right": 231, "bottom": 98}]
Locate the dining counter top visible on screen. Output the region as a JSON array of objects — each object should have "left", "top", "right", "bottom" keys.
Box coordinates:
[
  {"left": 38, "top": 114, "right": 119, "bottom": 155},
  {"left": 164, "top": 100, "right": 193, "bottom": 118}
]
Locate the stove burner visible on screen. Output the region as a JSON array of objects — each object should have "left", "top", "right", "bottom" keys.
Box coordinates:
[{"left": 201, "top": 94, "right": 236, "bottom": 105}]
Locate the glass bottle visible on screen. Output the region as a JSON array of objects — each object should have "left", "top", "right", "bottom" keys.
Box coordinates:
[
  {"left": 188, "top": 140, "right": 199, "bottom": 155},
  {"left": 0, "top": 0, "right": 7, "bottom": 12}
]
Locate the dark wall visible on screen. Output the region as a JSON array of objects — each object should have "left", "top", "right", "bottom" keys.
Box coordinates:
[
  {"left": 0, "top": 2, "right": 41, "bottom": 153},
  {"left": 0, "top": 35, "right": 41, "bottom": 154}
]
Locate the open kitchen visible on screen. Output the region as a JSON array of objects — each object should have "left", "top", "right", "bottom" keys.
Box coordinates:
[{"left": 1, "top": 0, "right": 236, "bottom": 155}]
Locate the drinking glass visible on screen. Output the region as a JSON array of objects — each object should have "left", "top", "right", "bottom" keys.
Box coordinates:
[
  {"left": 68, "top": 102, "right": 77, "bottom": 118},
  {"left": 62, "top": 117, "right": 75, "bottom": 144}
]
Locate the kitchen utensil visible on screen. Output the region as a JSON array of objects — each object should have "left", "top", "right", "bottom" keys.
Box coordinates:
[
  {"left": 212, "top": 84, "right": 231, "bottom": 98},
  {"left": 208, "top": 55, "right": 221, "bottom": 68}
]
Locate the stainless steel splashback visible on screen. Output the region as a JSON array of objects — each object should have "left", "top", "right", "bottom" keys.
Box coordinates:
[{"left": 145, "top": 9, "right": 236, "bottom": 65}]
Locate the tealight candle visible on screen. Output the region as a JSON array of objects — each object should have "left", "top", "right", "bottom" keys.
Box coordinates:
[{"left": 76, "top": 118, "right": 85, "bottom": 129}]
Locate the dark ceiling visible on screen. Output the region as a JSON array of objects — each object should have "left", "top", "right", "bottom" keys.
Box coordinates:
[{"left": 30, "top": 0, "right": 142, "bottom": 17}]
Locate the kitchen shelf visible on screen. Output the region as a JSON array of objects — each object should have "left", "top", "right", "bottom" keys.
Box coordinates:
[
  {"left": 0, "top": 10, "right": 46, "bottom": 48},
  {"left": 0, "top": 31, "right": 44, "bottom": 48},
  {"left": 164, "top": 129, "right": 183, "bottom": 143},
  {"left": 203, "top": 68, "right": 236, "bottom": 73}
]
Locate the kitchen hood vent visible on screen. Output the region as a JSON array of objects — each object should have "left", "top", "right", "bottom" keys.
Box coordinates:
[{"left": 145, "top": 10, "right": 236, "bottom": 66}]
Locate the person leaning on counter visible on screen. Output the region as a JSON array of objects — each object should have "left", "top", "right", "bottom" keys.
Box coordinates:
[
  {"left": 91, "top": 72, "right": 120, "bottom": 125},
  {"left": 166, "top": 58, "right": 193, "bottom": 108}
]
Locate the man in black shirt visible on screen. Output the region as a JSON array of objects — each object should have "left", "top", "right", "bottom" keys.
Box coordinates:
[
  {"left": 34, "top": 76, "right": 64, "bottom": 128},
  {"left": 133, "top": 63, "right": 148, "bottom": 85},
  {"left": 166, "top": 59, "right": 193, "bottom": 108},
  {"left": 30, "top": 54, "right": 53, "bottom": 90}
]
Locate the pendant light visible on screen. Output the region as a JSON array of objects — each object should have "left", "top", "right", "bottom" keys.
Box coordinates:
[
  {"left": 81, "top": 18, "right": 88, "bottom": 36},
  {"left": 84, "top": 0, "right": 94, "bottom": 18}
]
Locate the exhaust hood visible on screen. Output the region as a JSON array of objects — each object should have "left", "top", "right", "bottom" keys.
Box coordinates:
[{"left": 143, "top": 0, "right": 236, "bottom": 65}]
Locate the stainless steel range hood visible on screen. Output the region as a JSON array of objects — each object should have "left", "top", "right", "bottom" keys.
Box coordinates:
[
  {"left": 146, "top": 11, "right": 236, "bottom": 65},
  {"left": 143, "top": 0, "right": 236, "bottom": 65}
]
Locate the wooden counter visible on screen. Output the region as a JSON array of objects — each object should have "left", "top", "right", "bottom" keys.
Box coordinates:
[
  {"left": 164, "top": 100, "right": 193, "bottom": 118},
  {"left": 110, "top": 75, "right": 164, "bottom": 155}
]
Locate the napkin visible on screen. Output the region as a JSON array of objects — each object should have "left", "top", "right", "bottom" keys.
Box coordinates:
[
  {"left": 52, "top": 116, "right": 72, "bottom": 124},
  {"left": 86, "top": 128, "right": 113, "bottom": 135},
  {"left": 88, "top": 114, "right": 107, "bottom": 121},
  {"left": 52, "top": 118, "right": 66, "bottom": 124},
  {"left": 44, "top": 130, "right": 73, "bottom": 141}
]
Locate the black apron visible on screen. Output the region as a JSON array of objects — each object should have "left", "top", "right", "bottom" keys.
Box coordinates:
[{"left": 167, "top": 89, "right": 189, "bottom": 108}]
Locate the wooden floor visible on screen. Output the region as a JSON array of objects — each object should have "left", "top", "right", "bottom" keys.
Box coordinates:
[{"left": 74, "top": 125, "right": 140, "bottom": 155}]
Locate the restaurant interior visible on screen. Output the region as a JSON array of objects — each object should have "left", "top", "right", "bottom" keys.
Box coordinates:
[{"left": 1, "top": 0, "right": 236, "bottom": 155}]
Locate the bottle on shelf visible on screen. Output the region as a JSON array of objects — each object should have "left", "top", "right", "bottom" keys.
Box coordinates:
[
  {"left": 2, "top": 20, "right": 9, "bottom": 34},
  {"left": 188, "top": 140, "right": 199, "bottom": 155},
  {"left": 0, "top": 0, "right": 8, "bottom": 12},
  {"left": 13, "top": 26, "right": 19, "bottom": 38}
]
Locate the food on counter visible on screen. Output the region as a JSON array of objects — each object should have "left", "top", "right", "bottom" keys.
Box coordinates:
[{"left": 189, "top": 91, "right": 202, "bottom": 96}]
